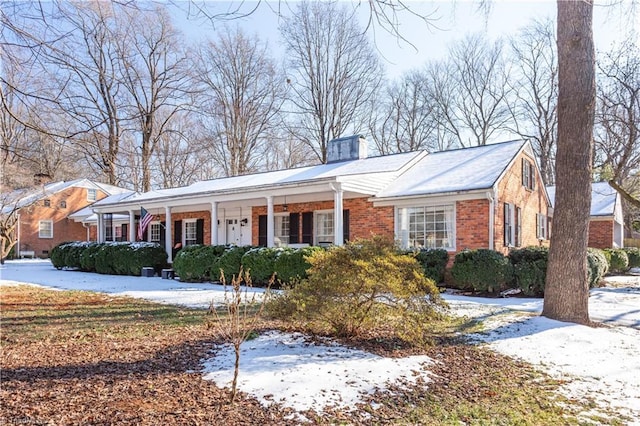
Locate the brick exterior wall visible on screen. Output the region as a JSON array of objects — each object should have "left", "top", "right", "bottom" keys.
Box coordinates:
[
  {"left": 588, "top": 219, "right": 614, "bottom": 249},
  {"left": 18, "top": 186, "right": 110, "bottom": 257},
  {"left": 456, "top": 199, "right": 491, "bottom": 251},
  {"left": 146, "top": 210, "right": 212, "bottom": 245},
  {"left": 251, "top": 198, "right": 395, "bottom": 246},
  {"left": 494, "top": 151, "right": 550, "bottom": 255}
]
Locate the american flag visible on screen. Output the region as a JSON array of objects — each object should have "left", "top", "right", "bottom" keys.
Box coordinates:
[{"left": 137, "top": 207, "right": 153, "bottom": 241}]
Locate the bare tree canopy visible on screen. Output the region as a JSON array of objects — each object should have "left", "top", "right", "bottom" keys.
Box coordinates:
[{"left": 280, "top": 1, "right": 384, "bottom": 163}]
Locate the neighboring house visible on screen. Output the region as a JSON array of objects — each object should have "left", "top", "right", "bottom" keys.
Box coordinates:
[
  {"left": 2, "top": 179, "right": 129, "bottom": 258},
  {"left": 89, "top": 137, "right": 550, "bottom": 263},
  {"left": 546, "top": 182, "right": 624, "bottom": 249}
]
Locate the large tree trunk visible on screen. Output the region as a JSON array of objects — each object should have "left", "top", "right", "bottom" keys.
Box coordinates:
[{"left": 542, "top": 1, "right": 595, "bottom": 324}]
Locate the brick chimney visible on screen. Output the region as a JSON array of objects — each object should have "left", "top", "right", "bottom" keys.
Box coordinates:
[
  {"left": 34, "top": 173, "right": 53, "bottom": 186},
  {"left": 326, "top": 135, "right": 368, "bottom": 164}
]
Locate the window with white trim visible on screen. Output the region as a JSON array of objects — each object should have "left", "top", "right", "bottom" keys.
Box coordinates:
[
  {"left": 115, "top": 225, "right": 122, "bottom": 242},
  {"left": 399, "top": 205, "right": 455, "bottom": 250},
  {"left": 274, "top": 215, "right": 290, "bottom": 246},
  {"left": 536, "top": 213, "right": 547, "bottom": 240},
  {"left": 504, "top": 203, "right": 515, "bottom": 247},
  {"left": 184, "top": 220, "right": 197, "bottom": 246},
  {"left": 149, "top": 222, "right": 161, "bottom": 243},
  {"left": 87, "top": 188, "right": 97, "bottom": 201},
  {"left": 38, "top": 220, "right": 53, "bottom": 238},
  {"left": 315, "top": 211, "right": 334, "bottom": 245}
]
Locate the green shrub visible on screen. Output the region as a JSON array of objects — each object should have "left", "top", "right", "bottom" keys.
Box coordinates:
[
  {"left": 623, "top": 247, "right": 640, "bottom": 269},
  {"left": 93, "top": 242, "right": 167, "bottom": 276},
  {"left": 587, "top": 248, "right": 609, "bottom": 288},
  {"left": 50, "top": 242, "right": 74, "bottom": 269},
  {"left": 274, "top": 246, "right": 324, "bottom": 286},
  {"left": 266, "top": 236, "right": 446, "bottom": 345},
  {"left": 80, "top": 243, "right": 103, "bottom": 272},
  {"left": 173, "top": 244, "right": 227, "bottom": 282},
  {"left": 451, "top": 249, "right": 512, "bottom": 294},
  {"left": 604, "top": 248, "right": 629, "bottom": 274},
  {"left": 413, "top": 248, "right": 449, "bottom": 284},
  {"left": 214, "top": 246, "right": 252, "bottom": 281},
  {"left": 241, "top": 247, "right": 280, "bottom": 284},
  {"left": 508, "top": 246, "right": 548, "bottom": 297}
]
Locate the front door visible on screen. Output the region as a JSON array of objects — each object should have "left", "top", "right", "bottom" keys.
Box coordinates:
[{"left": 226, "top": 219, "right": 241, "bottom": 245}]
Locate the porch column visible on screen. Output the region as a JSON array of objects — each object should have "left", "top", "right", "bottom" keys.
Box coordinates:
[
  {"left": 266, "top": 196, "right": 274, "bottom": 247},
  {"left": 333, "top": 183, "right": 344, "bottom": 246},
  {"left": 399, "top": 207, "right": 409, "bottom": 249},
  {"left": 165, "top": 206, "right": 173, "bottom": 263},
  {"left": 128, "top": 210, "right": 136, "bottom": 242},
  {"left": 211, "top": 201, "right": 218, "bottom": 246},
  {"left": 97, "top": 213, "right": 104, "bottom": 243}
]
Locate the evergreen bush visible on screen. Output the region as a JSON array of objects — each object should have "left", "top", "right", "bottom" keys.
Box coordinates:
[
  {"left": 50, "top": 242, "right": 73, "bottom": 269},
  {"left": 413, "top": 248, "right": 449, "bottom": 284},
  {"left": 266, "top": 236, "right": 446, "bottom": 345},
  {"left": 509, "top": 246, "right": 548, "bottom": 297},
  {"left": 623, "top": 247, "right": 640, "bottom": 269},
  {"left": 173, "top": 244, "right": 227, "bottom": 282},
  {"left": 241, "top": 247, "right": 280, "bottom": 284},
  {"left": 587, "top": 248, "right": 609, "bottom": 288},
  {"left": 214, "top": 246, "right": 252, "bottom": 282},
  {"left": 274, "top": 246, "right": 324, "bottom": 286},
  {"left": 451, "top": 249, "right": 512, "bottom": 294},
  {"left": 604, "top": 248, "right": 630, "bottom": 274},
  {"left": 79, "top": 243, "right": 103, "bottom": 272}
]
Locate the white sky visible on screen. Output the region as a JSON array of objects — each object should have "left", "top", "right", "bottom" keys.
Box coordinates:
[{"left": 174, "top": 0, "right": 640, "bottom": 79}]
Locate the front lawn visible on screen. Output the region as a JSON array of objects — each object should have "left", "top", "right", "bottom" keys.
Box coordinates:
[{"left": 0, "top": 285, "right": 619, "bottom": 425}]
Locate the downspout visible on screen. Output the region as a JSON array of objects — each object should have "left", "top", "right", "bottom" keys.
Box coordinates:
[
  {"left": 83, "top": 222, "right": 90, "bottom": 242},
  {"left": 486, "top": 188, "right": 497, "bottom": 250}
]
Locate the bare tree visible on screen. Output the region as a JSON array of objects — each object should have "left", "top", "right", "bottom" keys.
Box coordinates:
[
  {"left": 542, "top": 1, "right": 596, "bottom": 325},
  {"left": 116, "top": 4, "right": 193, "bottom": 191},
  {"left": 280, "top": 1, "right": 384, "bottom": 163},
  {"left": 0, "top": 187, "right": 41, "bottom": 264},
  {"left": 195, "top": 27, "right": 285, "bottom": 177},
  {"left": 508, "top": 18, "right": 558, "bottom": 185},
  {"left": 369, "top": 70, "right": 440, "bottom": 155},
  {"left": 447, "top": 34, "right": 513, "bottom": 147}
]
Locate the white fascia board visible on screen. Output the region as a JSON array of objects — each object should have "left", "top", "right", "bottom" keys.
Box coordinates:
[{"left": 371, "top": 189, "right": 491, "bottom": 207}]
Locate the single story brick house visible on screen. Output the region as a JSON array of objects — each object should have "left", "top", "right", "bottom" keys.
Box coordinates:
[
  {"left": 2, "top": 178, "right": 129, "bottom": 258},
  {"left": 85, "top": 137, "right": 551, "bottom": 263},
  {"left": 546, "top": 181, "right": 624, "bottom": 249}
]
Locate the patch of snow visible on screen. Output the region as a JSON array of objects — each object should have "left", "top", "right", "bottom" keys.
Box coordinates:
[{"left": 201, "top": 330, "right": 433, "bottom": 417}]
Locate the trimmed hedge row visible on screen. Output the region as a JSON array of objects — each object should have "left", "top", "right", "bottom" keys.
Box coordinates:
[
  {"left": 450, "top": 246, "right": 614, "bottom": 296},
  {"left": 51, "top": 241, "right": 168, "bottom": 276}
]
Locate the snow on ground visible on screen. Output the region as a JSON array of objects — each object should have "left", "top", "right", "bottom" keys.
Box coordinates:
[{"left": 2, "top": 259, "right": 640, "bottom": 422}]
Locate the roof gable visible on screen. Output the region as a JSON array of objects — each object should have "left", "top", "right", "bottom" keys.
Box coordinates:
[{"left": 375, "top": 140, "right": 526, "bottom": 198}]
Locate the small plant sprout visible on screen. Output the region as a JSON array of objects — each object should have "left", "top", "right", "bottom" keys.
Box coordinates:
[{"left": 209, "top": 267, "right": 272, "bottom": 403}]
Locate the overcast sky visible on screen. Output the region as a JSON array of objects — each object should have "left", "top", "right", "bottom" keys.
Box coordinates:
[{"left": 173, "top": 0, "right": 639, "bottom": 79}]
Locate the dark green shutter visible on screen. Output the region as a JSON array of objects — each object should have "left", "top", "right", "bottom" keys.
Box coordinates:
[
  {"left": 302, "top": 212, "right": 313, "bottom": 245},
  {"left": 258, "top": 215, "right": 267, "bottom": 247},
  {"left": 160, "top": 222, "right": 166, "bottom": 247},
  {"left": 289, "top": 213, "right": 300, "bottom": 244},
  {"left": 174, "top": 220, "right": 182, "bottom": 245},
  {"left": 343, "top": 209, "right": 350, "bottom": 242},
  {"left": 196, "top": 219, "right": 204, "bottom": 244}
]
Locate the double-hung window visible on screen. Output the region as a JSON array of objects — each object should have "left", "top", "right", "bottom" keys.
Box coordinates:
[
  {"left": 536, "top": 213, "right": 547, "bottom": 240},
  {"left": 274, "top": 215, "right": 290, "bottom": 246},
  {"left": 184, "top": 221, "right": 197, "bottom": 246},
  {"left": 315, "top": 211, "right": 334, "bottom": 245},
  {"left": 399, "top": 205, "right": 455, "bottom": 250},
  {"left": 39, "top": 220, "right": 53, "bottom": 238},
  {"left": 149, "top": 223, "right": 162, "bottom": 243},
  {"left": 504, "top": 203, "right": 515, "bottom": 247}
]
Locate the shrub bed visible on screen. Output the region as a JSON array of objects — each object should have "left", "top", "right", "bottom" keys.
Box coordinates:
[
  {"left": 173, "top": 244, "right": 227, "bottom": 282},
  {"left": 508, "top": 246, "right": 548, "bottom": 297},
  {"left": 451, "top": 249, "right": 512, "bottom": 294},
  {"left": 274, "top": 246, "right": 324, "bottom": 286},
  {"left": 413, "top": 248, "right": 449, "bottom": 284},
  {"left": 214, "top": 246, "right": 253, "bottom": 282},
  {"left": 241, "top": 247, "right": 280, "bottom": 284},
  {"left": 604, "top": 248, "right": 630, "bottom": 274},
  {"left": 623, "top": 247, "right": 640, "bottom": 269},
  {"left": 587, "top": 248, "right": 609, "bottom": 288}
]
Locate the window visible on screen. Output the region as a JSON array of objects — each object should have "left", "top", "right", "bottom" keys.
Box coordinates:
[
  {"left": 114, "top": 226, "right": 122, "bottom": 242},
  {"left": 400, "top": 205, "right": 455, "bottom": 250},
  {"left": 522, "top": 158, "right": 535, "bottom": 190},
  {"left": 536, "top": 213, "right": 547, "bottom": 240},
  {"left": 38, "top": 220, "right": 53, "bottom": 238},
  {"left": 87, "top": 188, "right": 97, "bottom": 201},
  {"left": 274, "top": 215, "right": 290, "bottom": 246},
  {"left": 184, "top": 221, "right": 197, "bottom": 246},
  {"left": 315, "top": 211, "right": 334, "bottom": 244},
  {"left": 504, "top": 203, "right": 515, "bottom": 247},
  {"left": 60, "top": 201, "right": 67, "bottom": 209},
  {"left": 43, "top": 199, "right": 51, "bottom": 207},
  {"left": 149, "top": 223, "right": 161, "bottom": 243},
  {"left": 105, "top": 225, "right": 113, "bottom": 242}
]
